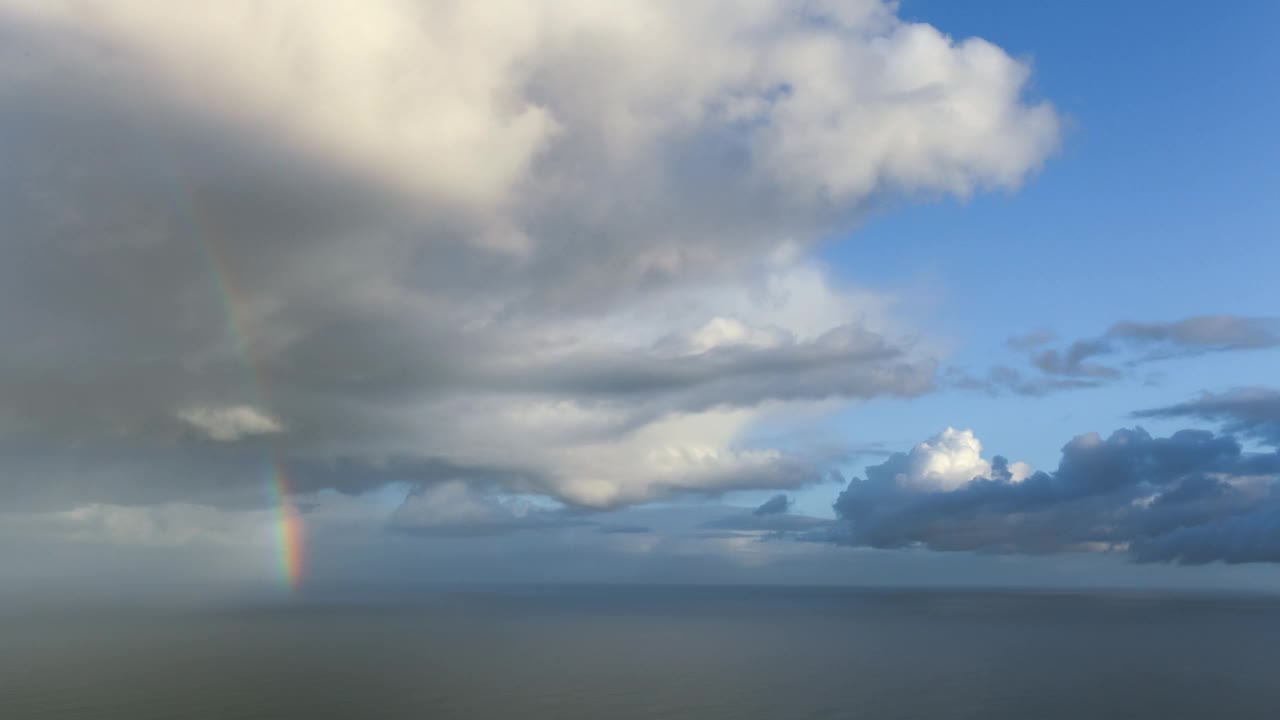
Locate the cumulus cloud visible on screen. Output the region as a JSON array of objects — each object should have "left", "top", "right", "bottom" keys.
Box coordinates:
[
  {"left": 874, "top": 427, "right": 1031, "bottom": 492},
  {"left": 0, "top": 0, "right": 1058, "bottom": 515},
  {"left": 828, "top": 424, "right": 1280, "bottom": 563}
]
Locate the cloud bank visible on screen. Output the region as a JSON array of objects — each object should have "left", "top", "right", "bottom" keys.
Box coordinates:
[
  {"left": 0, "top": 0, "right": 1059, "bottom": 516},
  {"left": 829, "top": 415, "right": 1280, "bottom": 564}
]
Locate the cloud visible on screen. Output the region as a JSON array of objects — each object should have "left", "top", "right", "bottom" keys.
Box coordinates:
[
  {"left": 982, "top": 315, "right": 1280, "bottom": 396},
  {"left": 177, "top": 406, "right": 283, "bottom": 442},
  {"left": 754, "top": 494, "right": 792, "bottom": 516},
  {"left": 486, "top": 319, "right": 935, "bottom": 414},
  {"left": 693, "top": 492, "right": 838, "bottom": 537},
  {"left": 952, "top": 365, "right": 1108, "bottom": 397},
  {"left": 827, "top": 424, "right": 1280, "bottom": 563},
  {"left": 1134, "top": 388, "right": 1280, "bottom": 446},
  {"left": 1107, "top": 316, "right": 1280, "bottom": 357},
  {"left": 0, "top": 0, "right": 1058, "bottom": 512},
  {"left": 876, "top": 427, "right": 1031, "bottom": 492},
  {"left": 1128, "top": 507, "right": 1280, "bottom": 565},
  {"left": 387, "top": 481, "right": 586, "bottom": 538},
  {"left": 1029, "top": 339, "right": 1120, "bottom": 380}
]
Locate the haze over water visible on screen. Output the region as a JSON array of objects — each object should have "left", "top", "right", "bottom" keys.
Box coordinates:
[{"left": 6, "top": 587, "right": 1279, "bottom": 719}]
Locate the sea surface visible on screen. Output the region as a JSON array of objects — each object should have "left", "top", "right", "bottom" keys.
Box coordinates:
[{"left": 4, "top": 586, "right": 1280, "bottom": 719}]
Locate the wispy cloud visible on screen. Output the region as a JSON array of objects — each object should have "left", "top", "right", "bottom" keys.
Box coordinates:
[
  {"left": 1134, "top": 388, "right": 1280, "bottom": 445},
  {"left": 957, "top": 315, "right": 1280, "bottom": 396}
]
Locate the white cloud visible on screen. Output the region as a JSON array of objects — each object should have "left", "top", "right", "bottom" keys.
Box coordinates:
[
  {"left": 1008, "top": 461, "right": 1034, "bottom": 484},
  {"left": 4, "top": 0, "right": 1057, "bottom": 216},
  {"left": 387, "top": 481, "right": 572, "bottom": 535},
  {"left": 895, "top": 427, "right": 1031, "bottom": 491},
  {"left": 3, "top": 0, "right": 556, "bottom": 207},
  {"left": 177, "top": 405, "right": 283, "bottom": 442},
  {"left": 677, "top": 317, "right": 791, "bottom": 355}
]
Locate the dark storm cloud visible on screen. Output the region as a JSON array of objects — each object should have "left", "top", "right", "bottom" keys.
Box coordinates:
[
  {"left": 491, "top": 324, "right": 934, "bottom": 410},
  {"left": 1128, "top": 506, "right": 1280, "bottom": 565},
  {"left": 1134, "top": 388, "right": 1280, "bottom": 446},
  {"left": 827, "top": 426, "right": 1280, "bottom": 563},
  {"left": 0, "top": 15, "right": 471, "bottom": 452}
]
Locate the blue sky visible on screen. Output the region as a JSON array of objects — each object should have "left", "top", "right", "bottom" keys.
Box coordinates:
[
  {"left": 814, "top": 0, "right": 1280, "bottom": 469},
  {"left": 1, "top": 0, "right": 1278, "bottom": 599}
]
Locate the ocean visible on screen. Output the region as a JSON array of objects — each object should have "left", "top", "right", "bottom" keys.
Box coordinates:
[{"left": 4, "top": 586, "right": 1279, "bottom": 719}]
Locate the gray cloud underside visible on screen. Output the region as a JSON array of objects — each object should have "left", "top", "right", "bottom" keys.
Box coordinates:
[
  {"left": 753, "top": 494, "right": 792, "bottom": 516},
  {"left": 487, "top": 325, "right": 932, "bottom": 406},
  {"left": 385, "top": 482, "right": 824, "bottom": 541},
  {"left": 0, "top": 444, "right": 549, "bottom": 512},
  {"left": 828, "top": 416, "right": 1280, "bottom": 564}
]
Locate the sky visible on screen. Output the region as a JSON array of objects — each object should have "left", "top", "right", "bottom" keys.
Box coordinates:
[{"left": 1, "top": 0, "right": 1278, "bottom": 602}]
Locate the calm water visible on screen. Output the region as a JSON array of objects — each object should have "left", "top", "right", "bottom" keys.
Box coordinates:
[{"left": 3, "top": 587, "right": 1279, "bottom": 719}]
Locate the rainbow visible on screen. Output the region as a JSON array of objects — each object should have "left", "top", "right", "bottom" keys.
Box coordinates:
[
  {"left": 160, "top": 152, "right": 306, "bottom": 592},
  {"left": 270, "top": 459, "right": 305, "bottom": 589}
]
